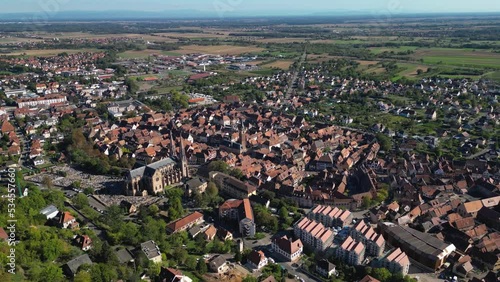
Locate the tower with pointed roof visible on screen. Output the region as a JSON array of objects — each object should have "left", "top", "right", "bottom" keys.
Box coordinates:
[
  {"left": 239, "top": 119, "right": 247, "bottom": 153},
  {"left": 169, "top": 130, "right": 176, "bottom": 159},
  {"left": 179, "top": 136, "right": 190, "bottom": 178}
]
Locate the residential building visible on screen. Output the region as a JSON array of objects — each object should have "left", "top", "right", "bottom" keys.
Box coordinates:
[
  {"left": 63, "top": 254, "right": 92, "bottom": 277},
  {"left": 316, "top": 259, "right": 336, "bottom": 278},
  {"left": 58, "top": 211, "right": 79, "bottom": 229},
  {"left": 75, "top": 235, "right": 92, "bottom": 251},
  {"left": 271, "top": 236, "right": 303, "bottom": 262},
  {"left": 219, "top": 199, "right": 256, "bottom": 237},
  {"left": 141, "top": 240, "right": 162, "bottom": 263},
  {"left": 378, "top": 248, "right": 410, "bottom": 275},
  {"left": 158, "top": 267, "right": 193, "bottom": 282},
  {"left": 379, "top": 223, "right": 456, "bottom": 271},
  {"left": 359, "top": 275, "right": 381, "bottom": 282},
  {"left": 209, "top": 171, "right": 257, "bottom": 199},
  {"left": 350, "top": 220, "right": 385, "bottom": 257},
  {"left": 209, "top": 255, "right": 228, "bottom": 274},
  {"left": 335, "top": 236, "right": 365, "bottom": 266},
  {"left": 294, "top": 217, "right": 335, "bottom": 251},
  {"left": 17, "top": 94, "right": 67, "bottom": 108},
  {"left": 166, "top": 212, "right": 204, "bottom": 234},
  {"left": 216, "top": 228, "right": 233, "bottom": 241},
  {"left": 247, "top": 250, "right": 268, "bottom": 270},
  {"left": 308, "top": 205, "right": 353, "bottom": 227},
  {"left": 203, "top": 225, "right": 217, "bottom": 241},
  {"left": 457, "top": 200, "right": 483, "bottom": 218},
  {"left": 185, "top": 177, "right": 208, "bottom": 196}
]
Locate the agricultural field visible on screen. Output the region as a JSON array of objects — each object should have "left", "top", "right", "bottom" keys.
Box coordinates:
[
  {"left": 370, "top": 46, "right": 419, "bottom": 54},
  {"left": 260, "top": 60, "right": 294, "bottom": 69},
  {"left": 413, "top": 48, "right": 500, "bottom": 69},
  {"left": 255, "top": 38, "right": 309, "bottom": 43},
  {"left": 117, "top": 49, "right": 182, "bottom": 59},
  {"left": 175, "top": 45, "right": 264, "bottom": 55}
]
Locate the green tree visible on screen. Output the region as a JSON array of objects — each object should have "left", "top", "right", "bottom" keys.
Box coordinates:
[
  {"left": 185, "top": 256, "right": 197, "bottom": 270},
  {"left": 74, "top": 271, "right": 92, "bottom": 282},
  {"left": 196, "top": 259, "right": 207, "bottom": 274},
  {"left": 229, "top": 168, "right": 244, "bottom": 180},
  {"left": 376, "top": 133, "right": 393, "bottom": 152},
  {"left": 39, "top": 264, "right": 64, "bottom": 282},
  {"left": 242, "top": 275, "right": 258, "bottom": 282},
  {"left": 206, "top": 182, "right": 218, "bottom": 198},
  {"left": 73, "top": 193, "right": 89, "bottom": 209},
  {"left": 371, "top": 267, "right": 392, "bottom": 281},
  {"left": 208, "top": 160, "right": 229, "bottom": 173},
  {"left": 235, "top": 249, "right": 242, "bottom": 262}
]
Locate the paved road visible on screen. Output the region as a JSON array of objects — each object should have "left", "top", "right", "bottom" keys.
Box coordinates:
[
  {"left": 285, "top": 49, "right": 307, "bottom": 100},
  {"left": 64, "top": 201, "right": 105, "bottom": 239}
]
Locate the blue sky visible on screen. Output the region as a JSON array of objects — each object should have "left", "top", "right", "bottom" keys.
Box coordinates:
[{"left": 4, "top": 0, "right": 500, "bottom": 14}]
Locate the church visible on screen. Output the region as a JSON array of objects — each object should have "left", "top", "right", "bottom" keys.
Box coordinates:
[{"left": 125, "top": 136, "right": 190, "bottom": 196}]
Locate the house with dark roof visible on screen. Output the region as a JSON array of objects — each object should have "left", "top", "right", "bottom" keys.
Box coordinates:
[
  {"left": 316, "top": 259, "right": 336, "bottom": 278},
  {"left": 209, "top": 255, "right": 228, "bottom": 274},
  {"left": 379, "top": 223, "right": 456, "bottom": 271},
  {"left": 115, "top": 248, "right": 135, "bottom": 264},
  {"left": 63, "top": 254, "right": 92, "bottom": 277},
  {"left": 247, "top": 250, "right": 268, "bottom": 270},
  {"left": 140, "top": 240, "right": 162, "bottom": 263}
]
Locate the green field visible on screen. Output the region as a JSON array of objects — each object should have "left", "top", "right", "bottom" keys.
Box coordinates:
[
  {"left": 117, "top": 49, "right": 182, "bottom": 59},
  {"left": 414, "top": 48, "right": 500, "bottom": 69},
  {"left": 370, "top": 46, "right": 419, "bottom": 55},
  {"left": 483, "top": 71, "right": 500, "bottom": 81}
]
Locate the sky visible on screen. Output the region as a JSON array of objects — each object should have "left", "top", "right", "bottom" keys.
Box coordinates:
[{"left": 3, "top": 0, "right": 500, "bottom": 15}]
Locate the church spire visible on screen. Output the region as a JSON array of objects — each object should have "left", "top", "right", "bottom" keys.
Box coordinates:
[
  {"left": 170, "top": 130, "right": 176, "bottom": 159},
  {"left": 179, "top": 134, "right": 189, "bottom": 178},
  {"left": 239, "top": 118, "right": 247, "bottom": 153}
]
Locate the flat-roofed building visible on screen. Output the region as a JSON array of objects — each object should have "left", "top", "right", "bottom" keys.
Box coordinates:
[{"left": 379, "top": 223, "right": 456, "bottom": 271}]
